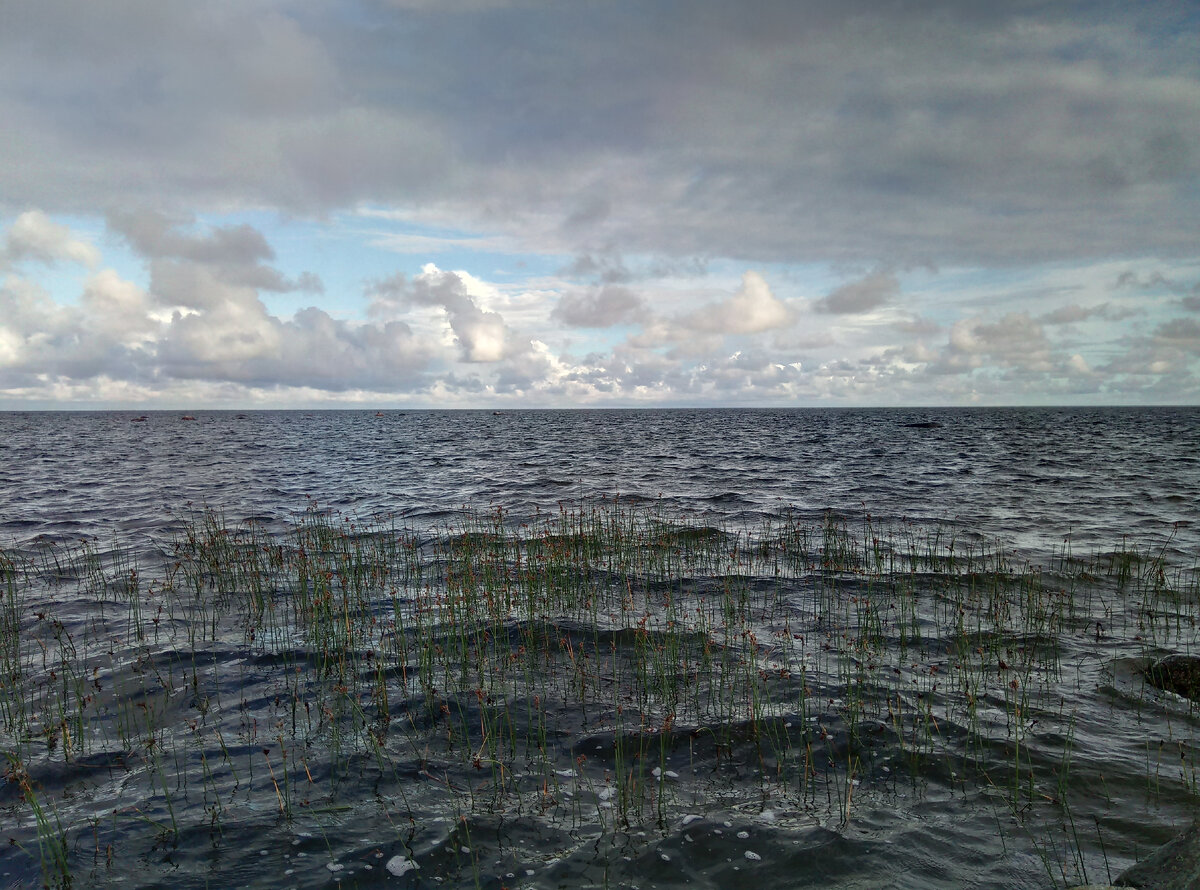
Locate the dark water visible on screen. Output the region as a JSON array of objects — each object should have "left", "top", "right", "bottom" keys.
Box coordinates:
[
  {"left": 1, "top": 407, "right": 1199, "bottom": 890},
  {"left": 2, "top": 407, "right": 1198, "bottom": 556}
]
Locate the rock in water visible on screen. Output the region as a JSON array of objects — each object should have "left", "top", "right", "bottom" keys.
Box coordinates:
[
  {"left": 1115, "top": 819, "right": 1200, "bottom": 888},
  {"left": 1145, "top": 655, "right": 1200, "bottom": 701}
]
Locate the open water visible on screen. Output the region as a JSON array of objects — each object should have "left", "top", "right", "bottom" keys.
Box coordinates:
[
  {"left": 3, "top": 407, "right": 1199, "bottom": 556},
  {"left": 0, "top": 407, "right": 1198, "bottom": 890}
]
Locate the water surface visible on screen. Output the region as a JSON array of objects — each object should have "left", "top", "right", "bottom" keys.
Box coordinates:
[{"left": 0, "top": 407, "right": 1197, "bottom": 890}]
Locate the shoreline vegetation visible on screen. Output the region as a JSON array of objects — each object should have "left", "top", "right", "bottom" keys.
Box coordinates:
[{"left": 1, "top": 503, "right": 1198, "bottom": 888}]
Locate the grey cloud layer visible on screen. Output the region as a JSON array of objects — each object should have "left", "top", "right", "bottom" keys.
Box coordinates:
[
  {"left": 2, "top": 1, "right": 1197, "bottom": 266},
  {"left": 2, "top": 2, "right": 1199, "bottom": 406}
]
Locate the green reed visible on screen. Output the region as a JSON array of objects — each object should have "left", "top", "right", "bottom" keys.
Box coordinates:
[{"left": 0, "top": 503, "right": 1196, "bottom": 887}]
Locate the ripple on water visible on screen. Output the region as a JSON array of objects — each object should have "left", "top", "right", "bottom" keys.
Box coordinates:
[{"left": 1, "top": 408, "right": 1198, "bottom": 888}]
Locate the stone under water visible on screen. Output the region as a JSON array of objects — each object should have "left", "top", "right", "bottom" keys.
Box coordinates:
[{"left": 1145, "top": 655, "right": 1200, "bottom": 701}]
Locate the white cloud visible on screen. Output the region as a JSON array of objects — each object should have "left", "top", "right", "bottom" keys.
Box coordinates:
[
  {"left": 0, "top": 326, "right": 21, "bottom": 368},
  {"left": 683, "top": 271, "right": 793, "bottom": 335},
  {"left": 401, "top": 264, "right": 526, "bottom": 363},
  {"left": 0, "top": 215, "right": 439, "bottom": 397},
  {"left": 1068, "top": 353, "right": 1094, "bottom": 375},
  {"left": 2, "top": 209, "right": 1198, "bottom": 407},
  {"left": 1, "top": 210, "right": 100, "bottom": 269},
  {"left": 80, "top": 270, "right": 157, "bottom": 345}
]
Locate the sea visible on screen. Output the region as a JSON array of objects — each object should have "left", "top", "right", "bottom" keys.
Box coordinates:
[
  {"left": 0, "top": 406, "right": 1198, "bottom": 890},
  {"left": 3, "top": 406, "right": 1198, "bottom": 556}
]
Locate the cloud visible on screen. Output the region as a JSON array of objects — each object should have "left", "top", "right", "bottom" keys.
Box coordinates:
[
  {"left": 1099, "top": 322, "right": 1200, "bottom": 393},
  {"left": 1038, "top": 302, "right": 1137, "bottom": 324},
  {"left": 936, "top": 312, "right": 1056, "bottom": 375},
  {"left": 2, "top": 3, "right": 1196, "bottom": 267},
  {"left": 110, "top": 210, "right": 324, "bottom": 294},
  {"left": 1, "top": 210, "right": 100, "bottom": 269},
  {"left": 891, "top": 314, "right": 941, "bottom": 335},
  {"left": 1067, "top": 353, "right": 1095, "bottom": 376},
  {"left": 0, "top": 267, "right": 433, "bottom": 395},
  {"left": 1151, "top": 317, "right": 1200, "bottom": 350},
  {"left": 559, "top": 251, "right": 707, "bottom": 285},
  {"left": 1116, "top": 270, "right": 1175, "bottom": 290},
  {"left": 80, "top": 269, "right": 157, "bottom": 344},
  {"left": 814, "top": 272, "right": 900, "bottom": 315},
  {"left": 1114, "top": 269, "right": 1200, "bottom": 302},
  {"left": 0, "top": 214, "right": 434, "bottom": 396},
  {"left": 1039, "top": 304, "right": 1103, "bottom": 325},
  {"left": 552, "top": 285, "right": 645, "bottom": 327},
  {"left": 375, "top": 264, "right": 526, "bottom": 363},
  {"left": 2, "top": 207, "right": 1198, "bottom": 407},
  {"left": 692, "top": 350, "right": 805, "bottom": 396},
  {"left": 158, "top": 304, "right": 431, "bottom": 391},
  {"left": 684, "top": 271, "right": 793, "bottom": 335},
  {"left": 0, "top": 272, "right": 155, "bottom": 386},
  {"left": 560, "top": 253, "right": 633, "bottom": 284},
  {"left": 111, "top": 209, "right": 273, "bottom": 265}
]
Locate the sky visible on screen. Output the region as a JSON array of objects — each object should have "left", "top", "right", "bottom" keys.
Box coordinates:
[{"left": 1, "top": 1, "right": 1199, "bottom": 409}]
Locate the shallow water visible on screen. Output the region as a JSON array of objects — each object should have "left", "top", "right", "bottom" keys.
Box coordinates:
[{"left": 1, "top": 407, "right": 1199, "bottom": 890}]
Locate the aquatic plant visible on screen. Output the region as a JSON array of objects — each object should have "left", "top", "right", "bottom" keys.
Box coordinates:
[{"left": 0, "top": 503, "right": 1196, "bottom": 888}]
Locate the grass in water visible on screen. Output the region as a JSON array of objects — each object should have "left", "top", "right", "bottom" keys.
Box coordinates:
[{"left": 0, "top": 502, "right": 1196, "bottom": 888}]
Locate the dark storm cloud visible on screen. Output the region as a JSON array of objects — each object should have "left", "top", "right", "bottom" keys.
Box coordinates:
[{"left": 1, "top": 1, "right": 1196, "bottom": 267}]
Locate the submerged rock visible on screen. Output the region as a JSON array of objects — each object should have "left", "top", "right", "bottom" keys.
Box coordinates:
[
  {"left": 1113, "top": 819, "right": 1200, "bottom": 889},
  {"left": 1145, "top": 655, "right": 1200, "bottom": 701},
  {"left": 1068, "top": 821, "right": 1200, "bottom": 890}
]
